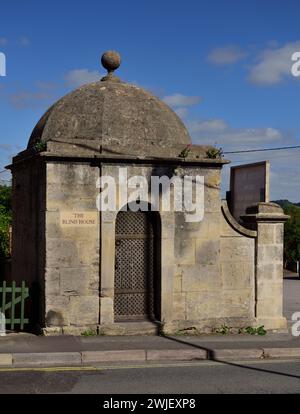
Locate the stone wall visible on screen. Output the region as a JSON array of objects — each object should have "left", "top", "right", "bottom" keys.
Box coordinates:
[
  {"left": 43, "top": 162, "right": 100, "bottom": 334},
  {"left": 169, "top": 180, "right": 257, "bottom": 333},
  {"left": 10, "top": 158, "right": 288, "bottom": 335},
  {"left": 170, "top": 166, "right": 222, "bottom": 332},
  {"left": 220, "top": 201, "right": 256, "bottom": 324}
]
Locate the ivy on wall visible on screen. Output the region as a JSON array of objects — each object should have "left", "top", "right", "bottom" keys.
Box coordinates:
[{"left": 0, "top": 185, "right": 11, "bottom": 258}]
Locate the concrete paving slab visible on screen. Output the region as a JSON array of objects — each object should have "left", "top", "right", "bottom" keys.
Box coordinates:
[
  {"left": 263, "top": 347, "right": 300, "bottom": 359},
  {"left": 212, "top": 348, "right": 264, "bottom": 360},
  {"left": 146, "top": 349, "right": 207, "bottom": 361},
  {"left": 12, "top": 352, "right": 81, "bottom": 367},
  {"left": 0, "top": 353, "right": 12, "bottom": 366},
  {"left": 81, "top": 350, "right": 146, "bottom": 363}
]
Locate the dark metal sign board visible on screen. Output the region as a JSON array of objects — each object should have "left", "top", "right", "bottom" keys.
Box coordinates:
[{"left": 229, "top": 161, "right": 270, "bottom": 221}]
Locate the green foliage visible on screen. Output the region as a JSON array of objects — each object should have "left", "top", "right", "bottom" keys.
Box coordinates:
[
  {"left": 0, "top": 185, "right": 12, "bottom": 257},
  {"left": 81, "top": 329, "right": 97, "bottom": 336},
  {"left": 206, "top": 147, "right": 224, "bottom": 159},
  {"left": 174, "top": 326, "right": 198, "bottom": 336},
  {"left": 239, "top": 326, "right": 266, "bottom": 336},
  {"left": 214, "top": 325, "right": 267, "bottom": 335},
  {"left": 272, "top": 200, "right": 300, "bottom": 265},
  {"left": 215, "top": 325, "right": 231, "bottom": 335},
  {"left": 282, "top": 204, "right": 300, "bottom": 264},
  {"left": 273, "top": 199, "right": 295, "bottom": 209},
  {"left": 33, "top": 141, "right": 47, "bottom": 153},
  {"left": 256, "top": 326, "right": 267, "bottom": 336},
  {"left": 178, "top": 144, "right": 192, "bottom": 158},
  {"left": 0, "top": 185, "right": 12, "bottom": 213}
]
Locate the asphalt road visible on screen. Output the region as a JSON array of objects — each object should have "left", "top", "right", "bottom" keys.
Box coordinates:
[{"left": 1, "top": 359, "right": 300, "bottom": 394}]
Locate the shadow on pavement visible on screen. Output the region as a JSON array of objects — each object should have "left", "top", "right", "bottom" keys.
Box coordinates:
[{"left": 161, "top": 334, "right": 300, "bottom": 380}]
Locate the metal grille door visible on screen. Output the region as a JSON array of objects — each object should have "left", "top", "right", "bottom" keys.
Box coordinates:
[{"left": 114, "top": 210, "right": 157, "bottom": 322}]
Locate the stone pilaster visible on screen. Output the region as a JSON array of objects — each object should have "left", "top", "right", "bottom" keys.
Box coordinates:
[{"left": 242, "top": 203, "right": 289, "bottom": 330}]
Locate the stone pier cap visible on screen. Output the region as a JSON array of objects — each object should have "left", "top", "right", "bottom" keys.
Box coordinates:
[{"left": 241, "top": 202, "right": 290, "bottom": 226}]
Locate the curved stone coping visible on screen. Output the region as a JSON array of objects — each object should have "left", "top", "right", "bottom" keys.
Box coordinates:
[{"left": 221, "top": 200, "right": 257, "bottom": 238}]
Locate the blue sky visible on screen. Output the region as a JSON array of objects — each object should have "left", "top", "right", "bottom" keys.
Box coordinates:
[{"left": 0, "top": 0, "right": 300, "bottom": 200}]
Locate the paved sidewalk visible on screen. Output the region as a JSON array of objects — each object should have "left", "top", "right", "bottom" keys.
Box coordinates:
[
  {"left": 0, "top": 332, "right": 300, "bottom": 367},
  {"left": 0, "top": 272, "right": 299, "bottom": 367}
]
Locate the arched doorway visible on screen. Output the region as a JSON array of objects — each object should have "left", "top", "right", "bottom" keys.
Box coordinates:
[{"left": 114, "top": 208, "right": 161, "bottom": 322}]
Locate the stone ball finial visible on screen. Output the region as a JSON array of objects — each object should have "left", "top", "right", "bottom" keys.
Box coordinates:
[{"left": 101, "top": 50, "right": 121, "bottom": 74}]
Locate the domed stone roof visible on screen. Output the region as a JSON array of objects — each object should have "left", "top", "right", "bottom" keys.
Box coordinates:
[{"left": 27, "top": 51, "right": 192, "bottom": 157}]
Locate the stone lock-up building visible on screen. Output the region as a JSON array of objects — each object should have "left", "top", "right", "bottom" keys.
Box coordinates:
[{"left": 8, "top": 51, "right": 289, "bottom": 335}]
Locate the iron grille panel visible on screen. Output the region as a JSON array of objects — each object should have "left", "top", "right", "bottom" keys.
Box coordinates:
[
  {"left": 114, "top": 210, "right": 156, "bottom": 322},
  {"left": 116, "top": 210, "right": 154, "bottom": 236}
]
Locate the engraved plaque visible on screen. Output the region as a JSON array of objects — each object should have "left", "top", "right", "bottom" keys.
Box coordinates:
[{"left": 60, "top": 211, "right": 98, "bottom": 227}]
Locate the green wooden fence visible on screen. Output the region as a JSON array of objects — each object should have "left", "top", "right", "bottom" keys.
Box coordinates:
[{"left": 0, "top": 281, "right": 29, "bottom": 330}]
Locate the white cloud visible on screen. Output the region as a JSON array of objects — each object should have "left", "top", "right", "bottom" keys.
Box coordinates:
[
  {"left": 207, "top": 46, "right": 246, "bottom": 65},
  {"left": 189, "top": 118, "right": 228, "bottom": 133},
  {"left": 248, "top": 41, "right": 300, "bottom": 85},
  {"left": 163, "top": 93, "right": 201, "bottom": 107},
  {"left": 188, "top": 118, "right": 284, "bottom": 149},
  {"left": 9, "top": 91, "right": 52, "bottom": 109},
  {"left": 189, "top": 116, "right": 299, "bottom": 202},
  {"left": 163, "top": 93, "right": 202, "bottom": 119},
  {"left": 65, "top": 69, "right": 102, "bottom": 87}
]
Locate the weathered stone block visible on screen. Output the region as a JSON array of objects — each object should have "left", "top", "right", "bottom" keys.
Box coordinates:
[
  {"left": 45, "top": 267, "right": 60, "bottom": 296},
  {"left": 175, "top": 238, "right": 195, "bottom": 265},
  {"left": 196, "top": 239, "right": 220, "bottom": 265},
  {"left": 258, "top": 224, "right": 275, "bottom": 244},
  {"left": 257, "top": 245, "right": 283, "bottom": 263},
  {"left": 46, "top": 238, "right": 78, "bottom": 268},
  {"left": 186, "top": 291, "right": 221, "bottom": 319},
  {"left": 256, "top": 297, "right": 282, "bottom": 317},
  {"left": 45, "top": 296, "right": 70, "bottom": 326},
  {"left": 69, "top": 296, "right": 99, "bottom": 325},
  {"left": 77, "top": 240, "right": 99, "bottom": 266},
  {"left": 256, "top": 263, "right": 283, "bottom": 280},
  {"left": 221, "top": 237, "right": 254, "bottom": 262},
  {"left": 221, "top": 215, "right": 245, "bottom": 238},
  {"left": 47, "top": 163, "right": 99, "bottom": 186},
  {"left": 275, "top": 224, "right": 284, "bottom": 244},
  {"left": 63, "top": 325, "right": 97, "bottom": 336},
  {"left": 256, "top": 281, "right": 283, "bottom": 298},
  {"left": 172, "top": 293, "right": 186, "bottom": 320},
  {"left": 222, "top": 289, "right": 253, "bottom": 318},
  {"left": 99, "top": 297, "right": 114, "bottom": 324},
  {"left": 182, "top": 264, "right": 221, "bottom": 292},
  {"left": 221, "top": 262, "right": 254, "bottom": 290},
  {"left": 60, "top": 267, "right": 89, "bottom": 296},
  {"left": 174, "top": 272, "right": 182, "bottom": 293}
]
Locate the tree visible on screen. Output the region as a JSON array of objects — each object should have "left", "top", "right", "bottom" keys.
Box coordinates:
[
  {"left": 283, "top": 204, "right": 300, "bottom": 266},
  {"left": 0, "top": 185, "right": 12, "bottom": 258}
]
